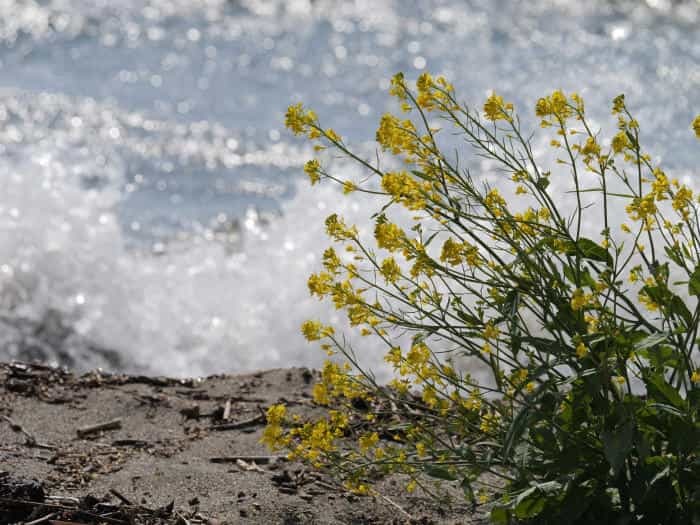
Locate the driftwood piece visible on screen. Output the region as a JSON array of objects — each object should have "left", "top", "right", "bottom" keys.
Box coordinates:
[
  {"left": 208, "top": 413, "right": 264, "bottom": 431},
  {"left": 76, "top": 418, "right": 122, "bottom": 438},
  {"left": 1, "top": 415, "right": 56, "bottom": 450},
  {"left": 209, "top": 455, "right": 285, "bottom": 464}
]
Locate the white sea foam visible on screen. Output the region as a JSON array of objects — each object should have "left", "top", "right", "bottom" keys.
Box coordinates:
[{"left": 0, "top": 0, "right": 699, "bottom": 379}]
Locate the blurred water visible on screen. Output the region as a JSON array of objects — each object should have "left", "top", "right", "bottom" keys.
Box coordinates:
[{"left": 0, "top": 0, "right": 699, "bottom": 377}]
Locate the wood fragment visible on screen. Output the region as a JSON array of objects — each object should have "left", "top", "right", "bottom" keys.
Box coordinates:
[
  {"left": 111, "top": 439, "right": 149, "bottom": 448},
  {"left": 1, "top": 415, "right": 56, "bottom": 449},
  {"left": 109, "top": 487, "right": 132, "bottom": 505},
  {"left": 208, "top": 413, "right": 264, "bottom": 431},
  {"left": 376, "top": 492, "right": 414, "bottom": 520},
  {"left": 76, "top": 418, "right": 122, "bottom": 438},
  {"left": 209, "top": 455, "right": 285, "bottom": 464},
  {"left": 23, "top": 512, "right": 57, "bottom": 525},
  {"left": 235, "top": 459, "right": 266, "bottom": 473}
]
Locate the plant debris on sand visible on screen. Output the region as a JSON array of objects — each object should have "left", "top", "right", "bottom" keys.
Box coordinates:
[{"left": 0, "top": 361, "right": 483, "bottom": 524}]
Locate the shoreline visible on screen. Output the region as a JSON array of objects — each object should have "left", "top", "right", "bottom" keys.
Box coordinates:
[{"left": 0, "top": 361, "right": 481, "bottom": 524}]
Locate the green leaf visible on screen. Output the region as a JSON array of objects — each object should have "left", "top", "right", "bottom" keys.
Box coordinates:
[
  {"left": 490, "top": 506, "right": 511, "bottom": 525},
  {"left": 636, "top": 332, "right": 670, "bottom": 350},
  {"left": 513, "top": 482, "right": 561, "bottom": 520},
  {"left": 689, "top": 264, "right": 700, "bottom": 296},
  {"left": 564, "top": 237, "right": 613, "bottom": 266},
  {"left": 601, "top": 420, "right": 634, "bottom": 476},
  {"left": 646, "top": 374, "right": 686, "bottom": 410},
  {"left": 562, "top": 265, "right": 596, "bottom": 287},
  {"left": 665, "top": 245, "right": 684, "bottom": 267},
  {"left": 460, "top": 478, "right": 476, "bottom": 505},
  {"left": 503, "top": 402, "right": 532, "bottom": 460},
  {"left": 423, "top": 465, "right": 457, "bottom": 481},
  {"left": 669, "top": 295, "right": 693, "bottom": 327}
]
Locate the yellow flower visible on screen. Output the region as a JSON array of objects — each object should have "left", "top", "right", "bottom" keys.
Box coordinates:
[
  {"left": 380, "top": 257, "right": 401, "bottom": 283},
  {"left": 325, "top": 214, "right": 357, "bottom": 241},
  {"left": 301, "top": 320, "right": 327, "bottom": 341},
  {"left": 483, "top": 92, "right": 513, "bottom": 122},
  {"left": 612, "top": 94, "right": 626, "bottom": 115},
  {"left": 570, "top": 288, "right": 588, "bottom": 311},
  {"left": 303, "top": 159, "right": 321, "bottom": 185},
  {"left": 376, "top": 114, "right": 417, "bottom": 155},
  {"left": 312, "top": 382, "right": 331, "bottom": 405},
  {"left": 325, "top": 128, "right": 341, "bottom": 142},
  {"left": 581, "top": 137, "right": 601, "bottom": 157},
  {"left": 484, "top": 188, "right": 507, "bottom": 217},
  {"left": 358, "top": 432, "right": 379, "bottom": 453},
  {"left": 691, "top": 370, "right": 700, "bottom": 384},
  {"left": 308, "top": 272, "right": 333, "bottom": 297},
  {"left": 374, "top": 221, "right": 405, "bottom": 251},
  {"left": 535, "top": 90, "right": 573, "bottom": 121},
  {"left": 525, "top": 381, "right": 536, "bottom": 393},
  {"left": 611, "top": 131, "right": 630, "bottom": 154},
  {"left": 672, "top": 185, "right": 693, "bottom": 219},
  {"left": 261, "top": 404, "right": 287, "bottom": 450},
  {"left": 638, "top": 290, "right": 659, "bottom": 312},
  {"left": 381, "top": 171, "right": 427, "bottom": 210},
  {"left": 285, "top": 103, "right": 317, "bottom": 136},
  {"left": 693, "top": 115, "right": 700, "bottom": 139},
  {"left": 322, "top": 247, "right": 341, "bottom": 273},
  {"left": 440, "top": 238, "right": 480, "bottom": 266},
  {"left": 576, "top": 341, "right": 588, "bottom": 358},
  {"left": 482, "top": 322, "right": 499, "bottom": 340},
  {"left": 342, "top": 180, "right": 356, "bottom": 194},
  {"left": 626, "top": 194, "right": 656, "bottom": 224},
  {"left": 389, "top": 72, "right": 407, "bottom": 100},
  {"left": 479, "top": 411, "right": 499, "bottom": 433}
]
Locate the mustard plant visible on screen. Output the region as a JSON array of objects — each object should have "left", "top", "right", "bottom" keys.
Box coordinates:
[{"left": 263, "top": 73, "right": 700, "bottom": 524}]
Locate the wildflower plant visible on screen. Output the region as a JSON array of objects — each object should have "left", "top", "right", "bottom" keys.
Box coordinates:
[{"left": 264, "top": 73, "right": 700, "bottom": 524}]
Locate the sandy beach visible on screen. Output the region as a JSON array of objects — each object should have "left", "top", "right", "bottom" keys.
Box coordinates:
[{"left": 0, "top": 361, "right": 483, "bottom": 524}]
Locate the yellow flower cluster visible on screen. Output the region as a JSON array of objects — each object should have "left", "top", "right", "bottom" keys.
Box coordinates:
[
  {"left": 312, "top": 360, "right": 368, "bottom": 406},
  {"left": 301, "top": 320, "right": 334, "bottom": 341},
  {"left": 439, "top": 238, "right": 481, "bottom": 266},
  {"left": 381, "top": 171, "right": 429, "bottom": 210},
  {"left": 570, "top": 288, "right": 597, "bottom": 312},
  {"left": 380, "top": 257, "right": 401, "bottom": 283},
  {"left": 325, "top": 214, "right": 357, "bottom": 241},
  {"left": 484, "top": 188, "right": 507, "bottom": 217},
  {"left": 374, "top": 221, "right": 406, "bottom": 251},
  {"left": 285, "top": 102, "right": 318, "bottom": 136},
  {"left": 286, "top": 410, "right": 349, "bottom": 466},
  {"left": 303, "top": 159, "right": 321, "bottom": 185},
  {"left": 625, "top": 194, "right": 657, "bottom": 229},
  {"left": 693, "top": 115, "right": 700, "bottom": 139},
  {"left": 575, "top": 341, "right": 588, "bottom": 359},
  {"left": 611, "top": 131, "right": 630, "bottom": 154},
  {"left": 483, "top": 92, "right": 514, "bottom": 122},
  {"left": 535, "top": 90, "right": 574, "bottom": 125},
  {"left": 415, "top": 72, "right": 455, "bottom": 111},
  {"left": 322, "top": 247, "right": 341, "bottom": 274},
  {"left": 376, "top": 113, "right": 418, "bottom": 155},
  {"left": 260, "top": 404, "right": 288, "bottom": 450},
  {"left": 672, "top": 185, "right": 693, "bottom": 220}
]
